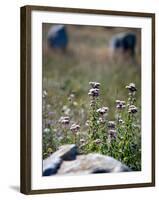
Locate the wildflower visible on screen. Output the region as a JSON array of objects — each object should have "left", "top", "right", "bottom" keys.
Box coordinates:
[
  {"left": 68, "top": 93, "right": 75, "bottom": 102},
  {"left": 59, "top": 116, "right": 70, "bottom": 125},
  {"left": 89, "top": 81, "right": 100, "bottom": 88},
  {"left": 108, "top": 129, "right": 117, "bottom": 140},
  {"left": 126, "top": 83, "right": 137, "bottom": 93},
  {"left": 97, "top": 107, "right": 109, "bottom": 115},
  {"left": 108, "top": 121, "right": 116, "bottom": 129},
  {"left": 48, "top": 111, "right": 54, "bottom": 116},
  {"left": 70, "top": 124, "right": 80, "bottom": 133},
  {"left": 116, "top": 100, "right": 126, "bottom": 109},
  {"left": 80, "top": 138, "right": 85, "bottom": 143},
  {"left": 128, "top": 105, "right": 138, "bottom": 114},
  {"left": 118, "top": 119, "right": 124, "bottom": 124},
  {"left": 61, "top": 119, "right": 69, "bottom": 125},
  {"left": 88, "top": 88, "right": 99, "bottom": 97},
  {"left": 43, "top": 128, "right": 50, "bottom": 134},
  {"left": 94, "top": 139, "right": 102, "bottom": 145},
  {"left": 97, "top": 117, "right": 106, "bottom": 124}
]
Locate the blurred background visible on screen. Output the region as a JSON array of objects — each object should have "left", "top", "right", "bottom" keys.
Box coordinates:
[{"left": 42, "top": 23, "right": 141, "bottom": 135}]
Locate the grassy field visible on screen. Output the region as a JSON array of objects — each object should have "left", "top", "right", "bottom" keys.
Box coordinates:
[{"left": 42, "top": 24, "right": 141, "bottom": 171}]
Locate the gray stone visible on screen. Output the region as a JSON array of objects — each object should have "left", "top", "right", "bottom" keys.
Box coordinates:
[
  {"left": 43, "top": 144, "right": 78, "bottom": 176},
  {"left": 43, "top": 156, "right": 62, "bottom": 176},
  {"left": 53, "top": 144, "right": 78, "bottom": 161},
  {"left": 57, "top": 153, "right": 130, "bottom": 175}
]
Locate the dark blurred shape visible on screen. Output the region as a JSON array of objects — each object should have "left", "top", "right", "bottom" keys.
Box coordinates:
[
  {"left": 110, "top": 32, "right": 136, "bottom": 62},
  {"left": 47, "top": 25, "right": 68, "bottom": 53}
]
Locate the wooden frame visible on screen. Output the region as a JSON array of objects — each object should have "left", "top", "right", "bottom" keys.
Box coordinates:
[{"left": 20, "top": 5, "right": 155, "bottom": 194}]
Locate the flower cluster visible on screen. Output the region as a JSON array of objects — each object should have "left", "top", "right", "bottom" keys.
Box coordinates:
[
  {"left": 70, "top": 124, "right": 80, "bottom": 143},
  {"left": 43, "top": 81, "right": 141, "bottom": 170},
  {"left": 108, "top": 120, "right": 117, "bottom": 141},
  {"left": 94, "top": 138, "right": 102, "bottom": 145},
  {"left": 88, "top": 81, "right": 100, "bottom": 98},
  {"left": 96, "top": 107, "right": 109, "bottom": 124},
  {"left": 118, "top": 118, "right": 124, "bottom": 124},
  {"left": 58, "top": 116, "right": 70, "bottom": 125},
  {"left": 108, "top": 129, "right": 117, "bottom": 140},
  {"left": 70, "top": 123, "right": 80, "bottom": 134},
  {"left": 108, "top": 121, "right": 116, "bottom": 129},
  {"left": 97, "top": 107, "right": 109, "bottom": 115},
  {"left": 126, "top": 83, "right": 137, "bottom": 93},
  {"left": 128, "top": 105, "right": 138, "bottom": 114},
  {"left": 89, "top": 81, "right": 100, "bottom": 88},
  {"left": 88, "top": 88, "right": 100, "bottom": 97},
  {"left": 116, "top": 100, "right": 126, "bottom": 110}
]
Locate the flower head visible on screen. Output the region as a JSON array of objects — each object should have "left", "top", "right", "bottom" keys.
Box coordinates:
[
  {"left": 68, "top": 93, "right": 75, "bottom": 102},
  {"left": 108, "top": 129, "right": 117, "bottom": 140},
  {"left": 80, "top": 138, "right": 85, "bottom": 143},
  {"left": 96, "top": 107, "right": 109, "bottom": 115},
  {"left": 128, "top": 105, "right": 138, "bottom": 114},
  {"left": 108, "top": 121, "right": 116, "bottom": 129},
  {"left": 126, "top": 83, "right": 137, "bottom": 93},
  {"left": 94, "top": 139, "right": 102, "bottom": 145},
  {"left": 70, "top": 124, "right": 80, "bottom": 133},
  {"left": 116, "top": 100, "right": 126, "bottom": 110},
  {"left": 97, "top": 117, "right": 106, "bottom": 124},
  {"left": 118, "top": 119, "right": 124, "bottom": 124},
  {"left": 88, "top": 88, "right": 99, "bottom": 97},
  {"left": 59, "top": 116, "right": 70, "bottom": 125},
  {"left": 89, "top": 81, "right": 100, "bottom": 89}
]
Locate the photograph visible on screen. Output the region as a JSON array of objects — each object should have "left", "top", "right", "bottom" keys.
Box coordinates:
[
  {"left": 20, "top": 6, "right": 155, "bottom": 194},
  {"left": 42, "top": 24, "right": 141, "bottom": 176}
]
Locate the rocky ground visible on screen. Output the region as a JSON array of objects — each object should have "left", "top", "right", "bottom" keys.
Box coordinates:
[{"left": 43, "top": 144, "right": 131, "bottom": 176}]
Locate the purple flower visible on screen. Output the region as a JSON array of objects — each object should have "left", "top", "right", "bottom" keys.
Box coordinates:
[
  {"left": 48, "top": 111, "right": 54, "bottom": 116},
  {"left": 97, "top": 107, "right": 109, "bottom": 115},
  {"left": 108, "top": 129, "right": 117, "bottom": 140},
  {"left": 108, "top": 121, "right": 116, "bottom": 129},
  {"left": 97, "top": 117, "right": 106, "bottom": 124},
  {"left": 116, "top": 100, "right": 126, "bottom": 110},
  {"left": 59, "top": 116, "right": 70, "bottom": 125},
  {"left": 88, "top": 88, "right": 100, "bottom": 97},
  {"left": 128, "top": 105, "right": 138, "bottom": 114},
  {"left": 70, "top": 124, "right": 80, "bottom": 133},
  {"left": 89, "top": 81, "right": 100, "bottom": 89},
  {"left": 126, "top": 83, "right": 137, "bottom": 92}
]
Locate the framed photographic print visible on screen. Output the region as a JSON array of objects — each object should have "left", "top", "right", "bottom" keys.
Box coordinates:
[{"left": 20, "top": 5, "right": 155, "bottom": 194}]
